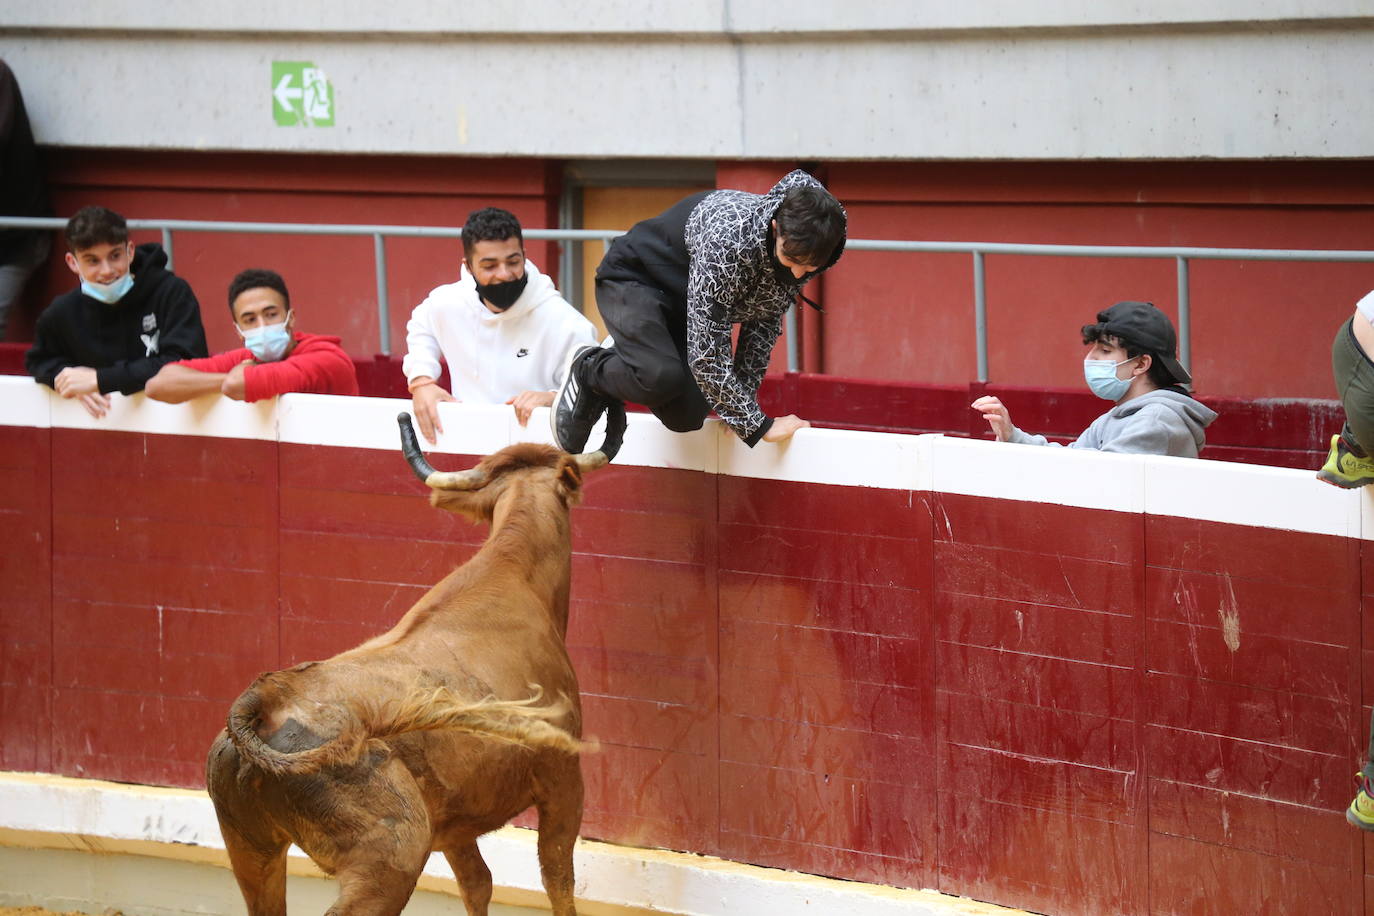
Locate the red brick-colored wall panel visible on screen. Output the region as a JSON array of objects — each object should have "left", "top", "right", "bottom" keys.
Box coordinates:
[
  {"left": 935, "top": 541, "right": 1137, "bottom": 614},
  {"left": 716, "top": 829, "right": 927, "bottom": 888},
  {"left": 1145, "top": 725, "right": 1347, "bottom": 810},
  {"left": 722, "top": 618, "right": 905, "bottom": 688},
  {"left": 719, "top": 760, "right": 933, "bottom": 861},
  {"left": 1147, "top": 566, "right": 1352, "bottom": 649},
  {"left": 580, "top": 744, "right": 715, "bottom": 852},
  {"left": 1146, "top": 616, "right": 1352, "bottom": 699},
  {"left": 1146, "top": 515, "right": 1356, "bottom": 590},
  {"left": 580, "top": 694, "right": 711, "bottom": 755},
  {"left": 934, "top": 493, "right": 1142, "bottom": 562},
  {"left": 937, "top": 797, "right": 1140, "bottom": 916},
  {"left": 1150, "top": 831, "right": 1352, "bottom": 915},
  {"left": 50, "top": 689, "right": 215, "bottom": 788},
  {"left": 717, "top": 476, "right": 927, "bottom": 538},
  {"left": 0, "top": 685, "right": 50, "bottom": 771},
  {"left": 720, "top": 523, "right": 925, "bottom": 589},
  {"left": 940, "top": 691, "right": 1136, "bottom": 774},
  {"left": 1149, "top": 779, "right": 1349, "bottom": 867},
  {"left": 719, "top": 714, "right": 931, "bottom": 786},
  {"left": 1148, "top": 671, "right": 1349, "bottom": 753},
  {"left": 573, "top": 507, "right": 706, "bottom": 566},
  {"left": 940, "top": 642, "right": 1136, "bottom": 720},
  {"left": 719, "top": 572, "right": 925, "bottom": 639},
  {"left": 280, "top": 529, "right": 476, "bottom": 586},
  {"left": 53, "top": 554, "right": 277, "bottom": 614},
  {"left": 279, "top": 486, "right": 466, "bottom": 541},
  {"left": 943, "top": 742, "right": 1135, "bottom": 824},
  {"left": 0, "top": 425, "right": 53, "bottom": 772},
  {"left": 15, "top": 419, "right": 1374, "bottom": 912},
  {"left": 937, "top": 591, "right": 1136, "bottom": 667}
]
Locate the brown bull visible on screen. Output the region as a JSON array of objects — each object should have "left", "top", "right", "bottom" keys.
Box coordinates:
[{"left": 206, "top": 409, "right": 624, "bottom": 915}]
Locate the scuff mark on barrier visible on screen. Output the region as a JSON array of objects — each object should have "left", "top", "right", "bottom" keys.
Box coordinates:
[
  {"left": 1217, "top": 574, "right": 1241, "bottom": 654},
  {"left": 1174, "top": 576, "right": 1204, "bottom": 675}
]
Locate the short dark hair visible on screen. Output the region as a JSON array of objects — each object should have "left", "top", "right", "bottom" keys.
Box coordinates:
[
  {"left": 228, "top": 268, "right": 290, "bottom": 317},
  {"left": 461, "top": 207, "right": 523, "bottom": 260},
  {"left": 1081, "top": 324, "right": 1176, "bottom": 389},
  {"left": 773, "top": 186, "right": 846, "bottom": 268},
  {"left": 65, "top": 206, "right": 128, "bottom": 252}
]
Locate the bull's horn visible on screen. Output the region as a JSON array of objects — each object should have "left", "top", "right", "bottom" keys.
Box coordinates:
[
  {"left": 573, "top": 400, "right": 627, "bottom": 472},
  {"left": 396, "top": 413, "right": 491, "bottom": 490}
]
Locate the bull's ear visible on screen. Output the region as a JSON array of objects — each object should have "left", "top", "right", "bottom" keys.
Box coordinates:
[{"left": 557, "top": 458, "right": 584, "bottom": 493}]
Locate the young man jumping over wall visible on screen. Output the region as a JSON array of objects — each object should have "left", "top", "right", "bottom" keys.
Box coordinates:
[{"left": 550, "top": 169, "right": 847, "bottom": 453}]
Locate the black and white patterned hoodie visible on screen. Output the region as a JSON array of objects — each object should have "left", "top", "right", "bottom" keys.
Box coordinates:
[{"left": 682, "top": 170, "right": 846, "bottom": 444}]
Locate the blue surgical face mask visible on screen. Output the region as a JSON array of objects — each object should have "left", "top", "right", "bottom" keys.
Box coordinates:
[
  {"left": 1083, "top": 357, "right": 1138, "bottom": 401},
  {"left": 81, "top": 272, "right": 135, "bottom": 304},
  {"left": 241, "top": 321, "right": 293, "bottom": 362}
]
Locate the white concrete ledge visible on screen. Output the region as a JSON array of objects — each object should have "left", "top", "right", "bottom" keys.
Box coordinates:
[
  {"left": 3, "top": 374, "right": 1367, "bottom": 537},
  {"left": 0, "top": 772, "right": 1021, "bottom": 916}
]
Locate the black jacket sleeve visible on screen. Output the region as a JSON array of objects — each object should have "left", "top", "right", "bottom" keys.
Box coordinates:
[
  {"left": 97, "top": 277, "right": 208, "bottom": 395},
  {"left": 25, "top": 308, "right": 74, "bottom": 388}
]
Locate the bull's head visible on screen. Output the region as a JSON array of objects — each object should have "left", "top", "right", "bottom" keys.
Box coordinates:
[{"left": 395, "top": 403, "right": 626, "bottom": 494}]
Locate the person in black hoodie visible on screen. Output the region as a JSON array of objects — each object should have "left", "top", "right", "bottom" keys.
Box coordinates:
[
  {"left": 0, "top": 59, "right": 52, "bottom": 341},
  {"left": 550, "top": 169, "right": 847, "bottom": 452},
  {"left": 26, "top": 206, "right": 208, "bottom": 418}
]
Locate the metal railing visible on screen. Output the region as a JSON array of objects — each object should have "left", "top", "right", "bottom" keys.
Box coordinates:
[{"left": 6, "top": 215, "right": 1374, "bottom": 378}]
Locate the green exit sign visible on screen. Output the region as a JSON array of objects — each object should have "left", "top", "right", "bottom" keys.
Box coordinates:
[{"left": 272, "top": 61, "right": 334, "bottom": 127}]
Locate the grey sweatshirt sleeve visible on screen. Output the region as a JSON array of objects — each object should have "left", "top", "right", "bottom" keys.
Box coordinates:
[{"left": 1008, "top": 416, "right": 1105, "bottom": 449}]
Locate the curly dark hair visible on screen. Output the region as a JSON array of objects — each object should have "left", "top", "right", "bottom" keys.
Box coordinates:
[
  {"left": 228, "top": 268, "right": 290, "bottom": 317},
  {"left": 461, "top": 207, "right": 524, "bottom": 259}
]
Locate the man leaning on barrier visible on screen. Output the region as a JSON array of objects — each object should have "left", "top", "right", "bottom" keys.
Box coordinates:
[
  {"left": 402, "top": 207, "right": 598, "bottom": 444},
  {"left": 972, "top": 301, "right": 1216, "bottom": 458},
  {"left": 145, "top": 268, "right": 357, "bottom": 403},
  {"left": 26, "top": 206, "right": 208, "bottom": 418}
]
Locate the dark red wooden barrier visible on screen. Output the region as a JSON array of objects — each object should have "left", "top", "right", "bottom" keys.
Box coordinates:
[{"left": 1, "top": 399, "right": 1366, "bottom": 915}]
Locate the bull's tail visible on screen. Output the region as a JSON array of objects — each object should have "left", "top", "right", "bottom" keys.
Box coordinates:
[
  {"left": 226, "top": 683, "right": 581, "bottom": 777},
  {"left": 380, "top": 685, "right": 583, "bottom": 755}
]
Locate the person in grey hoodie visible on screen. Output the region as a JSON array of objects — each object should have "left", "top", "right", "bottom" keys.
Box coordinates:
[{"left": 971, "top": 301, "right": 1217, "bottom": 458}]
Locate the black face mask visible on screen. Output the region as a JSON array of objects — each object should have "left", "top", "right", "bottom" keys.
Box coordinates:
[{"left": 474, "top": 272, "right": 528, "bottom": 311}]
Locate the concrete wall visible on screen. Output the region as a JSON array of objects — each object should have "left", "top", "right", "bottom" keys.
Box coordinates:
[{"left": 2, "top": 2, "right": 1370, "bottom": 158}]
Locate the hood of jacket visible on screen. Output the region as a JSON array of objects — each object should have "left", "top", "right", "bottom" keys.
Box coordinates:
[
  {"left": 762, "top": 169, "right": 847, "bottom": 281},
  {"left": 1111, "top": 388, "right": 1218, "bottom": 439}
]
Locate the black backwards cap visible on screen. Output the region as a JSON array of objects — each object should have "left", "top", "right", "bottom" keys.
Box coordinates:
[{"left": 1093, "top": 300, "right": 1191, "bottom": 387}]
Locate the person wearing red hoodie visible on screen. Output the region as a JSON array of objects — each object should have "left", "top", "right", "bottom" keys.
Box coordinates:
[{"left": 145, "top": 268, "right": 357, "bottom": 403}]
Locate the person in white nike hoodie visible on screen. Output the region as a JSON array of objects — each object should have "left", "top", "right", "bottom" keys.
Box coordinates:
[
  {"left": 403, "top": 207, "right": 597, "bottom": 443},
  {"left": 972, "top": 301, "right": 1217, "bottom": 458}
]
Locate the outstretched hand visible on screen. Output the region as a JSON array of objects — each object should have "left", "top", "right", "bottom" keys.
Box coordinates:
[
  {"left": 970, "top": 395, "right": 1014, "bottom": 442},
  {"left": 762, "top": 414, "right": 811, "bottom": 443},
  {"left": 412, "top": 381, "right": 457, "bottom": 444},
  {"left": 507, "top": 390, "right": 554, "bottom": 427}
]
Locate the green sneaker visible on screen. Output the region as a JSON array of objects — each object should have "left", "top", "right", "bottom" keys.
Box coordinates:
[
  {"left": 1317, "top": 435, "right": 1374, "bottom": 489},
  {"left": 1348, "top": 773, "right": 1374, "bottom": 831}
]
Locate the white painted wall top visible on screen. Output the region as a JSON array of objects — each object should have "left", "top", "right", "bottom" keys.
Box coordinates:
[
  {"left": 0, "top": 2, "right": 1369, "bottom": 159},
  {"left": 3, "top": 374, "right": 1369, "bottom": 539}
]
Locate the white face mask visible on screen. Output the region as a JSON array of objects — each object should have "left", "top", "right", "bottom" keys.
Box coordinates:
[{"left": 81, "top": 272, "right": 135, "bottom": 304}]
